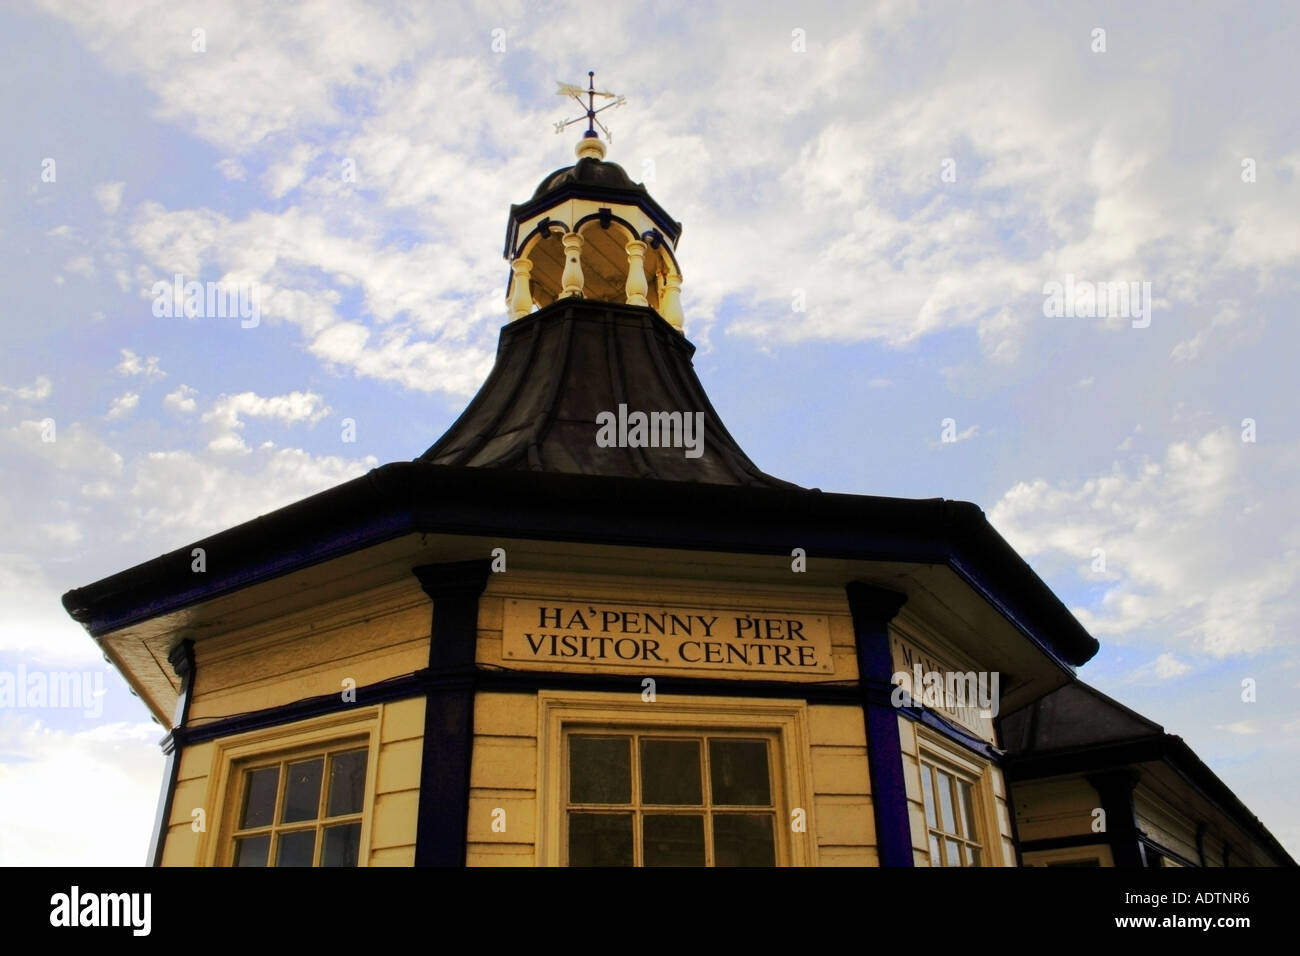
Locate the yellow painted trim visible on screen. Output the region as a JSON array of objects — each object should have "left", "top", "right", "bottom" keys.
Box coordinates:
[
  {"left": 914, "top": 725, "right": 1012, "bottom": 866},
  {"left": 198, "top": 707, "right": 383, "bottom": 867}
]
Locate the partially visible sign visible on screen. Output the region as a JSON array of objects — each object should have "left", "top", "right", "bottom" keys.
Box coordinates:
[
  {"left": 890, "top": 634, "right": 998, "bottom": 742},
  {"left": 502, "top": 599, "right": 834, "bottom": 675}
]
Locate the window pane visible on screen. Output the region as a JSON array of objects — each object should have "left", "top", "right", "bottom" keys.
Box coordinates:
[
  {"left": 568, "top": 813, "right": 633, "bottom": 866},
  {"left": 944, "top": 838, "right": 962, "bottom": 868},
  {"left": 643, "top": 814, "right": 705, "bottom": 866},
  {"left": 276, "top": 829, "right": 316, "bottom": 867},
  {"left": 935, "top": 769, "right": 956, "bottom": 833},
  {"left": 929, "top": 833, "right": 942, "bottom": 866},
  {"left": 709, "top": 739, "right": 771, "bottom": 806},
  {"left": 321, "top": 822, "right": 362, "bottom": 867},
  {"left": 233, "top": 834, "right": 269, "bottom": 867},
  {"left": 327, "top": 749, "right": 368, "bottom": 817},
  {"left": 282, "top": 757, "right": 324, "bottom": 823},
  {"left": 965, "top": 844, "right": 981, "bottom": 867},
  {"left": 713, "top": 813, "right": 776, "bottom": 866},
  {"left": 957, "top": 780, "right": 977, "bottom": 839},
  {"left": 239, "top": 766, "right": 279, "bottom": 829},
  {"left": 920, "top": 765, "right": 936, "bottom": 827},
  {"left": 569, "top": 737, "right": 631, "bottom": 804},
  {"left": 641, "top": 739, "right": 702, "bottom": 805}
]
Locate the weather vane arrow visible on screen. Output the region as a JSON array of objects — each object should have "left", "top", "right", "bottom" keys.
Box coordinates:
[{"left": 554, "top": 70, "right": 626, "bottom": 143}]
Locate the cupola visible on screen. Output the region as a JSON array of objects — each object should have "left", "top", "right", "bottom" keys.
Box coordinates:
[{"left": 502, "top": 73, "right": 686, "bottom": 330}]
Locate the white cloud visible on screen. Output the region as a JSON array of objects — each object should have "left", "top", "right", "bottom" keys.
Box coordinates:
[
  {"left": 990, "top": 429, "right": 1300, "bottom": 658},
  {"left": 115, "top": 348, "right": 165, "bottom": 379},
  {"left": 1127, "top": 652, "right": 1193, "bottom": 684},
  {"left": 6, "top": 420, "right": 124, "bottom": 477},
  {"left": 93, "top": 180, "right": 125, "bottom": 215},
  {"left": 1216, "top": 720, "right": 1261, "bottom": 736},
  {"left": 128, "top": 445, "right": 377, "bottom": 538},
  {"left": 215, "top": 157, "right": 246, "bottom": 181},
  {"left": 105, "top": 392, "right": 140, "bottom": 420},
  {"left": 0, "top": 377, "right": 53, "bottom": 402},
  {"left": 0, "top": 713, "right": 161, "bottom": 865},
  {"left": 162, "top": 384, "right": 198, "bottom": 414}
]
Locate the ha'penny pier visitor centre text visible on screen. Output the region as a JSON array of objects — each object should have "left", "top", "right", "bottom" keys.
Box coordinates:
[{"left": 63, "top": 78, "right": 1293, "bottom": 869}]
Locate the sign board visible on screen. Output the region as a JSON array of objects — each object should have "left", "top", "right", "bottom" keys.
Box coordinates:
[
  {"left": 890, "top": 633, "right": 998, "bottom": 742},
  {"left": 503, "top": 599, "right": 834, "bottom": 676}
]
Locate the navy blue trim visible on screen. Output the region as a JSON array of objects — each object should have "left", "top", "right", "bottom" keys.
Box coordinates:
[
  {"left": 845, "top": 583, "right": 913, "bottom": 867},
  {"left": 174, "top": 669, "right": 867, "bottom": 749},
  {"left": 1086, "top": 769, "right": 1145, "bottom": 868},
  {"left": 412, "top": 559, "right": 491, "bottom": 867},
  {"left": 505, "top": 185, "right": 682, "bottom": 257},
  {"left": 147, "top": 639, "right": 194, "bottom": 867},
  {"left": 949, "top": 556, "right": 1075, "bottom": 680},
  {"left": 63, "top": 458, "right": 1099, "bottom": 669},
  {"left": 895, "top": 703, "right": 1004, "bottom": 763}
]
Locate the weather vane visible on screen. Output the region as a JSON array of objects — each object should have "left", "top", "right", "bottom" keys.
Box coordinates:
[{"left": 554, "top": 70, "right": 626, "bottom": 143}]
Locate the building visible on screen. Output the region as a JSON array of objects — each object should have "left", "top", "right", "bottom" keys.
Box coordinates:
[
  {"left": 62, "top": 101, "right": 1293, "bottom": 868},
  {"left": 1001, "top": 681, "right": 1294, "bottom": 867}
]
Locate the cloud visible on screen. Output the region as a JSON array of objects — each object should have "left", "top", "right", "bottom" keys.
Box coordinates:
[
  {"left": 105, "top": 392, "right": 140, "bottom": 420},
  {"left": 1216, "top": 720, "right": 1261, "bottom": 736},
  {"left": 94, "top": 181, "right": 125, "bottom": 215},
  {"left": 127, "top": 445, "right": 377, "bottom": 538},
  {"left": 215, "top": 157, "right": 246, "bottom": 181},
  {"left": 115, "top": 349, "right": 165, "bottom": 379},
  {"left": 0, "top": 713, "right": 161, "bottom": 865},
  {"left": 989, "top": 429, "right": 1300, "bottom": 658},
  {"left": 199, "top": 389, "right": 330, "bottom": 453},
  {"left": 0, "top": 377, "right": 53, "bottom": 402},
  {"left": 162, "top": 384, "right": 198, "bottom": 414},
  {"left": 1127, "top": 652, "right": 1193, "bottom": 684}
]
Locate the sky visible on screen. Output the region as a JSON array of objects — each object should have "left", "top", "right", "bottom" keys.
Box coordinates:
[{"left": 1, "top": 0, "right": 1297, "bottom": 865}]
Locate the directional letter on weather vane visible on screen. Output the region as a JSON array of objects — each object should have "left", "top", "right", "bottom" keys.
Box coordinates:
[{"left": 554, "top": 70, "right": 626, "bottom": 142}]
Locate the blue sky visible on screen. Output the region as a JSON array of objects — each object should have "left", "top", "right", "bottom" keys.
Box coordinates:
[{"left": 1, "top": 0, "right": 1297, "bottom": 864}]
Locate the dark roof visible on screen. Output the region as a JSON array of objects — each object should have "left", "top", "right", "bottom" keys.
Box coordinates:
[
  {"left": 532, "top": 157, "right": 646, "bottom": 201},
  {"left": 419, "top": 300, "right": 797, "bottom": 488},
  {"left": 505, "top": 158, "right": 682, "bottom": 257},
  {"left": 1001, "top": 680, "right": 1161, "bottom": 753},
  {"left": 61, "top": 459, "right": 1100, "bottom": 671},
  {"left": 1001, "top": 681, "right": 1296, "bottom": 866}
]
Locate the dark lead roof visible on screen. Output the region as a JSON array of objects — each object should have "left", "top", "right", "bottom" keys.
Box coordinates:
[
  {"left": 531, "top": 156, "right": 647, "bottom": 200},
  {"left": 419, "top": 299, "right": 798, "bottom": 488}
]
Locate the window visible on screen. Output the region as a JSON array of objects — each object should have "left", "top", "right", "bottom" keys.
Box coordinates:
[
  {"left": 205, "top": 709, "right": 380, "bottom": 868},
  {"left": 920, "top": 756, "right": 984, "bottom": 866},
  {"left": 565, "top": 732, "right": 778, "bottom": 866},
  {"left": 230, "top": 742, "right": 368, "bottom": 866},
  {"left": 538, "top": 692, "right": 817, "bottom": 866}
]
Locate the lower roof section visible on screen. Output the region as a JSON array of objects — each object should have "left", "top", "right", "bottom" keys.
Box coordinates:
[{"left": 62, "top": 462, "right": 1100, "bottom": 674}]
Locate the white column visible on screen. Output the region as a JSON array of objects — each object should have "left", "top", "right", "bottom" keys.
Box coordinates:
[
  {"left": 508, "top": 257, "right": 534, "bottom": 319},
  {"left": 625, "top": 239, "right": 648, "bottom": 306},
  {"left": 560, "top": 232, "right": 584, "bottom": 298},
  {"left": 659, "top": 271, "right": 684, "bottom": 331}
]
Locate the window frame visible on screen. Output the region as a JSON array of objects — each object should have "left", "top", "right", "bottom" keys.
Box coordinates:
[
  {"left": 1023, "top": 845, "right": 1114, "bottom": 867},
  {"left": 537, "top": 691, "right": 818, "bottom": 867},
  {"left": 915, "top": 727, "right": 1003, "bottom": 867},
  {"left": 201, "top": 708, "right": 381, "bottom": 868}
]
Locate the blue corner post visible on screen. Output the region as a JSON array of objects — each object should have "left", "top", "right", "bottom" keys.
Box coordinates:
[{"left": 845, "top": 582, "right": 914, "bottom": 867}]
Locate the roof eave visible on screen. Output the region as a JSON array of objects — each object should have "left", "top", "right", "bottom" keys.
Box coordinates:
[{"left": 62, "top": 463, "right": 1099, "bottom": 669}]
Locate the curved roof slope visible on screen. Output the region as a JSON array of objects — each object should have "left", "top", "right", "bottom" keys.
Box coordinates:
[{"left": 419, "top": 300, "right": 797, "bottom": 488}]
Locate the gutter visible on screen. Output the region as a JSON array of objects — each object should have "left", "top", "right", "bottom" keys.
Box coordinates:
[{"left": 62, "top": 462, "right": 1099, "bottom": 667}]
